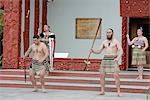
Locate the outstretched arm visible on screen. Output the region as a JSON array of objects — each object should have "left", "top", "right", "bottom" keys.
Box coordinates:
[
  {"left": 91, "top": 42, "right": 104, "bottom": 54},
  {"left": 126, "top": 34, "right": 135, "bottom": 45},
  {"left": 24, "top": 46, "right": 32, "bottom": 58}
]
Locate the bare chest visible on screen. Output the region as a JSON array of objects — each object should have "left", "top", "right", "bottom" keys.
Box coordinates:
[
  {"left": 32, "top": 45, "right": 43, "bottom": 53},
  {"left": 104, "top": 42, "right": 117, "bottom": 49}
]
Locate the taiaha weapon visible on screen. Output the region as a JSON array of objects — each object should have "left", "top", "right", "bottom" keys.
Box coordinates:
[
  {"left": 147, "top": 87, "right": 150, "bottom": 100},
  {"left": 23, "top": 58, "right": 27, "bottom": 83},
  {"left": 84, "top": 19, "right": 101, "bottom": 70}
]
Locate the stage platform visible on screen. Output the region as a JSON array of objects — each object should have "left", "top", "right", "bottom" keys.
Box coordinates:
[
  {"left": 0, "top": 69, "right": 150, "bottom": 94},
  {"left": 0, "top": 87, "right": 148, "bottom": 100}
]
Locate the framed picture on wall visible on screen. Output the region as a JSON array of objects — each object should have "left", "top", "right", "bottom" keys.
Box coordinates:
[{"left": 75, "top": 18, "right": 102, "bottom": 39}]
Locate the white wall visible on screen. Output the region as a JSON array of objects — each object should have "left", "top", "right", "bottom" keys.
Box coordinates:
[
  {"left": 29, "top": 0, "right": 35, "bottom": 46},
  {"left": 21, "top": 0, "right": 122, "bottom": 59},
  {"left": 21, "top": 0, "right": 25, "bottom": 56},
  {"left": 47, "top": 0, "right": 122, "bottom": 59}
]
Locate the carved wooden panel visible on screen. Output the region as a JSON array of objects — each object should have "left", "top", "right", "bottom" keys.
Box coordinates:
[
  {"left": 19, "top": 58, "right": 102, "bottom": 71},
  {"left": 120, "top": 0, "right": 150, "bottom": 17},
  {"left": 121, "top": 17, "right": 128, "bottom": 70},
  {"left": 34, "top": 0, "right": 39, "bottom": 34},
  {"left": 3, "top": 0, "right": 21, "bottom": 68},
  {"left": 24, "top": 0, "right": 30, "bottom": 53},
  {"left": 19, "top": 58, "right": 124, "bottom": 71},
  {"left": 42, "top": 0, "right": 47, "bottom": 30},
  {"left": 19, "top": 57, "right": 31, "bottom": 69},
  {"left": 54, "top": 58, "right": 101, "bottom": 71}
]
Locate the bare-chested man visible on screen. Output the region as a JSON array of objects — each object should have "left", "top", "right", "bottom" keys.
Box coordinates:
[
  {"left": 24, "top": 34, "right": 49, "bottom": 93},
  {"left": 126, "top": 27, "right": 149, "bottom": 79},
  {"left": 90, "top": 28, "right": 123, "bottom": 96}
]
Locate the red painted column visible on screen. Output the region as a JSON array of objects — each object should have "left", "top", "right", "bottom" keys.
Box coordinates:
[
  {"left": 24, "top": 0, "right": 30, "bottom": 54},
  {"left": 42, "top": 0, "right": 47, "bottom": 30},
  {"left": 121, "top": 17, "right": 128, "bottom": 70},
  {"left": 3, "top": 0, "right": 22, "bottom": 68},
  {"left": 34, "top": 0, "right": 39, "bottom": 34}
]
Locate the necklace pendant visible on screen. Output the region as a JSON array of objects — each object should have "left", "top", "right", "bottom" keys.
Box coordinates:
[{"left": 108, "top": 43, "right": 110, "bottom": 46}]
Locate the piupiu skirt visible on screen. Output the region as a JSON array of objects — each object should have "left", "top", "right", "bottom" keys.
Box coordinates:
[
  {"left": 100, "top": 55, "right": 120, "bottom": 73},
  {"left": 132, "top": 47, "right": 146, "bottom": 65},
  {"left": 31, "top": 59, "right": 46, "bottom": 75}
]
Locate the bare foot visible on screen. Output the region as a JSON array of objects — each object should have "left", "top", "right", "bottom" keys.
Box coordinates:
[
  {"left": 136, "top": 76, "right": 143, "bottom": 79},
  {"left": 139, "top": 76, "right": 143, "bottom": 79},
  {"left": 98, "top": 92, "right": 105, "bottom": 95},
  {"left": 41, "top": 88, "right": 47, "bottom": 93},
  {"left": 32, "top": 88, "right": 38, "bottom": 92},
  {"left": 117, "top": 93, "right": 122, "bottom": 97},
  {"left": 136, "top": 76, "right": 140, "bottom": 79}
]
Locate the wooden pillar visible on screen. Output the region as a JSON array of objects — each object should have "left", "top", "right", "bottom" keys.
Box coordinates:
[
  {"left": 3, "top": 0, "right": 22, "bottom": 68},
  {"left": 34, "top": 0, "right": 39, "bottom": 34},
  {"left": 121, "top": 17, "right": 128, "bottom": 70},
  {"left": 24, "top": 0, "right": 30, "bottom": 54},
  {"left": 42, "top": 0, "right": 47, "bottom": 30}
]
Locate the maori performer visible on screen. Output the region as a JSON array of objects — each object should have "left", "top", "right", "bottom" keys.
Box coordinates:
[
  {"left": 90, "top": 28, "right": 123, "bottom": 96},
  {"left": 39, "top": 25, "right": 56, "bottom": 71},
  {"left": 126, "top": 27, "right": 149, "bottom": 79},
  {"left": 24, "top": 34, "right": 49, "bottom": 93}
]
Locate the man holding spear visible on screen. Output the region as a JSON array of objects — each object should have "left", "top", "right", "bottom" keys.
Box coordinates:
[{"left": 90, "top": 28, "right": 123, "bottom": 96}]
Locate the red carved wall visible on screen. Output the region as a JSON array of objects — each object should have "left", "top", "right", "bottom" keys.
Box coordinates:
[
  {"left": 54, "top": 58, "right": 101, "bottom": 71},
  {"left": 19, "top": 58, "right": 123, "bottom": 71},
  {"left": 120, "top": 0, "right": 150, "bottom": 17},
  {"left": 2, "top": 0, "right": 22, "bottom": 68},
  {"left": 19, "top": 58, "right": 102, "bottom": 71}
]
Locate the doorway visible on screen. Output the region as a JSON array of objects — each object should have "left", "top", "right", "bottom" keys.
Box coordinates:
[{"left": 128, "top": 17, "right": 150, "bottom": 69}]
